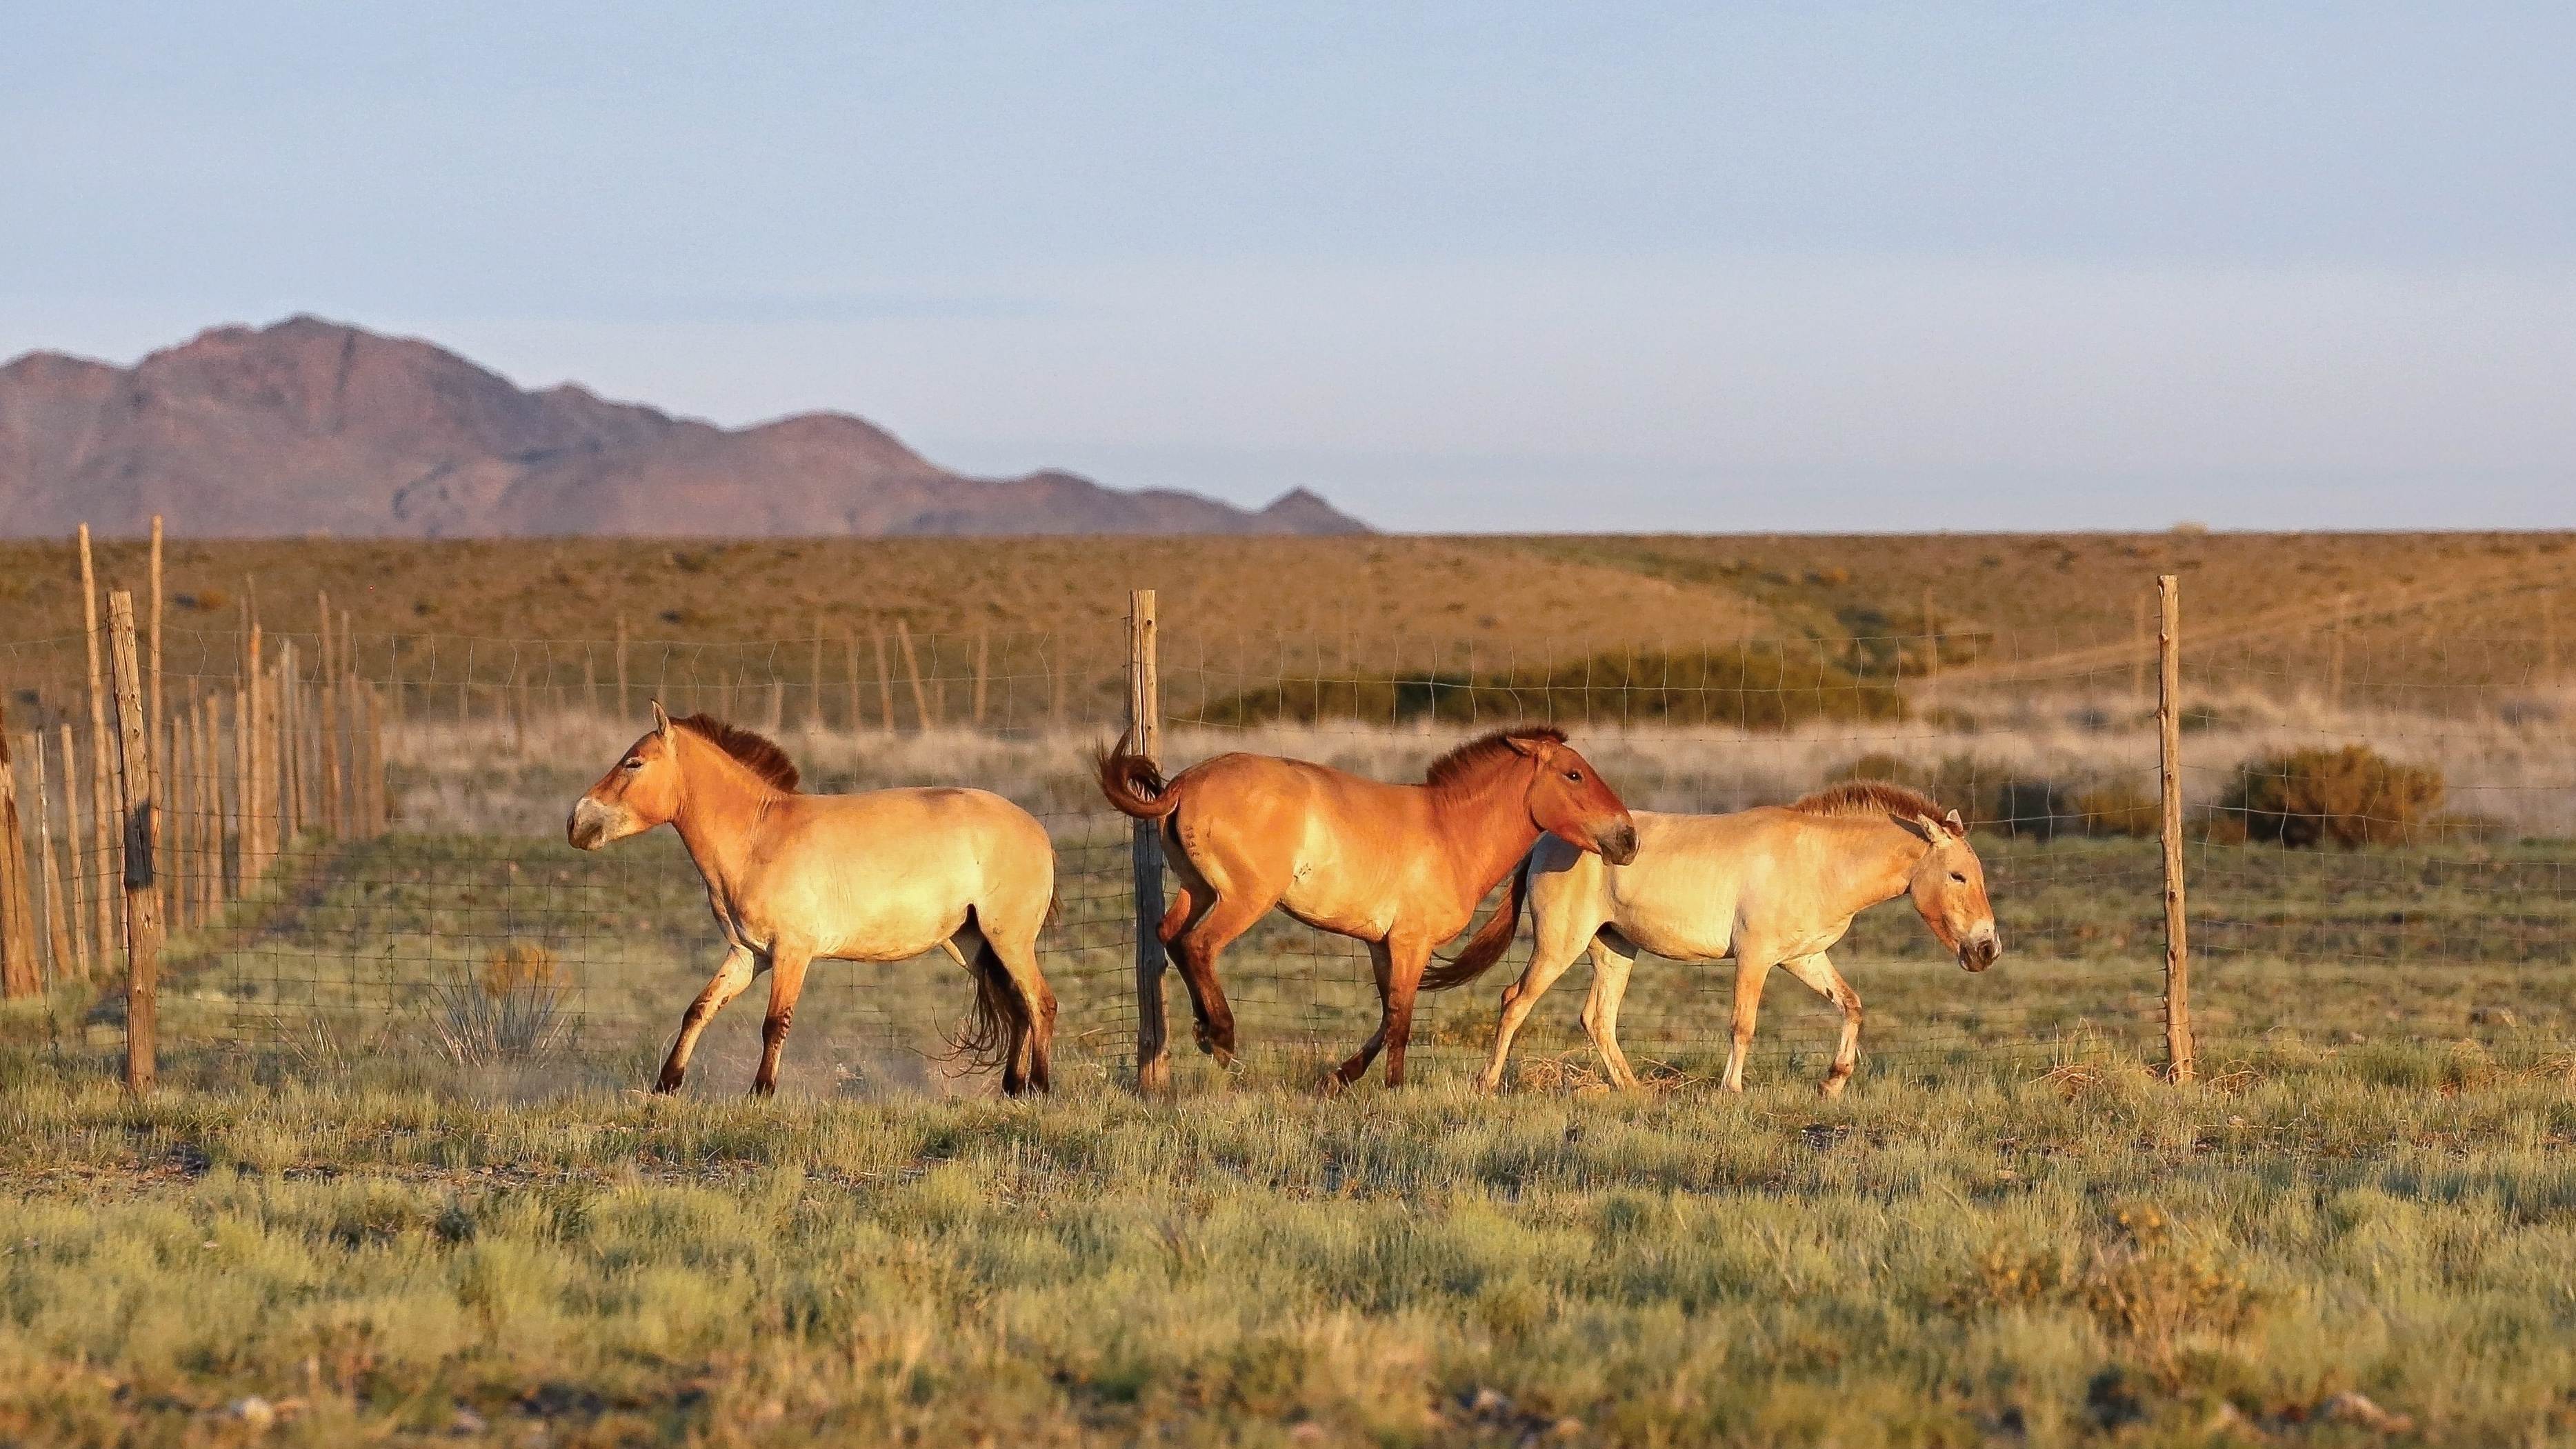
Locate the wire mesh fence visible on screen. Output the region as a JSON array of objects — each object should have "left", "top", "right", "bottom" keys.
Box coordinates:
[{"left": 4, "top": 571, "right": 2573, "bottom": 1095}]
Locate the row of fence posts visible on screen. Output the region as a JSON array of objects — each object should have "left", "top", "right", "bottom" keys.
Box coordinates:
[
  {"left": 0, "top": 521, "right": 393, "bottom": 1092},
  {"left": 1119, "top": 575, "right": 2202, "bottom": 1092},
  {"left": 431, "top": 614, "right": 1062, "bottom": 741}
]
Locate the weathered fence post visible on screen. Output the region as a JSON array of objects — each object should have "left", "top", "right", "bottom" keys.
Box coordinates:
[
  {"left": 0, "top": 707, "right": 39, "bottom": 998},
  {"left": 615, "top": 615, "right": 631, "bottom": 718},
  {"left": 2157, "top": 573, "right": 2195, "bottom": 1083},
  {"left": 34, "top": 730, "right": 73, "bottom": 979},
  {"left": 108, "top": 592, "right": 165, "bottom": 1095},
  {"left": 1128, "top": 590, "right": 1170, "bottom": 1094},
  {"left": 58, "top": 723, "right": 92, "bottom": 977},
  {"left": 80, "top": 526, "right": 119, "bottom": 973},
  {"left": 895, "top": 621, "right": 932, "bottom": 732},
  {"left": 872, "top": 628, "right": 897, "bottom": 737}
]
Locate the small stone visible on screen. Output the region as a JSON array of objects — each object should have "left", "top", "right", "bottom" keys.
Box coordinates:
[
  {"left": 1468, "top": 1386, "right": 1512, "bottom": 1415},
  {"left": 452, "top": 1407, "right": 488, "bottom": 1435},
  {"left": 1287, "top": 1424, "right": 1328, "bottom": 1443},
  {"left": 229, "top": 1397, "right": 277, "bottom": 1431},
  {"left": 1552, "top": 1416, "right": 1586, "bottom": 1437}
]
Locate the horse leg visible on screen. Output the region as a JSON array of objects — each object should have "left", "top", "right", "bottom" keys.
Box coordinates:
[
  {"left": 656, "top": 943, "right": 757, "bottom": 1093},
  {"left": 1579, "top": 928, "right": 1643, "bottom": 1091},
  {"left": 751, "top": 944, "right": 813, "bottom": 1097},
  {"left": 1378, "top": 932, "right": 1433, "bottom": 1088},
  {"left": 1170, "top": 888, "right": 1270, "bottom": 1065},
  {"left": 1780, "top": 952, "right": 1864, "bottom": 1098},
  {"left": 1477, "top": 918, "right": 1592, "bottom": 1094},
  {"left": 982, "top": 919, "right": 1058, "bottom": 1096},
  {"left": 1332, "top": 939, "right": 1397, "bottom": 1090},
  {"left": 1719, "top": 954, "right": 1777, "bottom": 1093}
]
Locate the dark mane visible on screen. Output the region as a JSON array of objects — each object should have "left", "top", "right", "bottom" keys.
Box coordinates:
[
  {"left": 1425, "top": 725, "right": 1567, "bottom": 788},
  {"left": 672, "top": 714, "right": 801, "bottom": 792},
  {"left": 1790, "top": 780, "right": 1941, "bottom": 820}
]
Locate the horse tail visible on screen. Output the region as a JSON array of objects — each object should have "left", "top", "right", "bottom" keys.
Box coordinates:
[
  {"left": 1421, "top": 852, "right": 1533, "bottom": 992},
  {"left": 1092, "top": 730, "right": 1181, "bottom": 819},
  {"left": 941, "top": 915, "right": 1024, "bottom": 1077}
]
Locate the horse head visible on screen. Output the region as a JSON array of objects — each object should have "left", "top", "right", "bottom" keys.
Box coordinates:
[
  {"left": 1904, "top": 809, "right": 2000, "bottom": 971},
  {"left": 1507, "top": 732, "right": 1639, "bottom": 865},
  {"left": 568, "top": 701, "right": 686, "bottom": 850}
]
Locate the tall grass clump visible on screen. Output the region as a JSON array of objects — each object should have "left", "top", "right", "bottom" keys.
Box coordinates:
[{"left": 429, "top": 943, "right": 577, "bottom": 1065}]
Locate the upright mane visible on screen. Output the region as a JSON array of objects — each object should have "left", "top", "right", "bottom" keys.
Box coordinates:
[
  {"left": 672, "top": 714, "right": 801, "bottom": 792},
  {"left": 1425, "top": 724, "right": 1566, "bottom": 788},
  {"left": 1790, "top": 780, "right": 1941, "bottom": 820}
]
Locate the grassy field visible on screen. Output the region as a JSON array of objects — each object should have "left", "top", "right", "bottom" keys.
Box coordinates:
[{"left": 2, "top": 1031, "right": 2573, "bottom": 1446}]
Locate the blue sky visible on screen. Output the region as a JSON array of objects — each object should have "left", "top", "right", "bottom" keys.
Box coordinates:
[{"left": 5, "top": 3, "right": 2572, "bottom": 530}]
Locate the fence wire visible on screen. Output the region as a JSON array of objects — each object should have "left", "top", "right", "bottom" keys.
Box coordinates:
[{"left": 4, "top": 577, "right": 2572, "bottom": 1094}]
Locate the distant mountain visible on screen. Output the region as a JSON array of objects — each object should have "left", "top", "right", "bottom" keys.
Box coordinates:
[{"left": 0, "top": 316, "right": 1368, "bottom": 538}]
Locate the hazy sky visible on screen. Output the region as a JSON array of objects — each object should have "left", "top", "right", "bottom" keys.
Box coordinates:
[{"left": 6, "top": 3, "right": 2572, "bottom": 531}]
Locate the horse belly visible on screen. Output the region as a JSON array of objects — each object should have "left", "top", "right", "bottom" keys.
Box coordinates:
[
  {"left": 1608, "top": 877, "right": 1738, "bottom": 963},
  {"left": 1277, "top": 867, "right": 1393, "bottom": 939}
]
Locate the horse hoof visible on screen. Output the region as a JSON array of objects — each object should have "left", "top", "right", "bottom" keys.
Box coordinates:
[
  {"left": 652, "top": 1073, "right": 683, "bottom": 1095},
  {"left": 1819, "top": 1076, "right": 1850, "bottom": 1100}
]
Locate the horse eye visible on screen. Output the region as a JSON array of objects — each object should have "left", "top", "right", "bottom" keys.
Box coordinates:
[
  {"left": 622, "top": 757, "right": 643, "bottom": 771},
  {"left": 1564, "top": 770, "right": 1583, "bottom": 783},
  {"left": 1950, "top": 872, "right": 1966, "bottom": 883}
]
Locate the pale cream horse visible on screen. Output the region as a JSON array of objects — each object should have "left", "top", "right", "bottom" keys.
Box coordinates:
[
  {"left": 569, "top": 704, "right": 1060, "bottom": 1097},
  {"left": 1425, "top": 781, "right": 1999, "bottom": 1097}
]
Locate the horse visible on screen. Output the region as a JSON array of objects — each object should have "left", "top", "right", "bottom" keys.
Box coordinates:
[
  {"left": 568, "top": 703, "right": 1060, "bottom": 1097},
  {"left": 1425, "top": 781, "right": 2000, "bottom": 1097},
  {"left": 1094, "top": 724, "right": 1638, "bottom": 1088}
]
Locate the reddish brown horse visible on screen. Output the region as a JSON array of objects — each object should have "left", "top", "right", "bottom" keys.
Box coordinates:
[{"left": 1095, "top": 725, "right": 1637, "bottom": 1088}]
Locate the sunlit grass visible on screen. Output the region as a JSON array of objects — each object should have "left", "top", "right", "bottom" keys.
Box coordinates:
[{"left": 1, "top": 1037, "right": 2573, "bottom": 1446}]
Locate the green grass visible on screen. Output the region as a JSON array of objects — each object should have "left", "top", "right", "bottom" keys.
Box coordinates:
[
  {"left": 1, "top": 1038, "right": 2574, "bottom": 1446},
  {"left": 14, "top": 820, "right": 2576, "bottom": 1443},
  {"left": 123, "top": 830, "right": 2576, "bottom": 1097}
]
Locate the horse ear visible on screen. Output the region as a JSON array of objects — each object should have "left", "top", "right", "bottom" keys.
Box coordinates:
[
  {"left": 1944, "top": 808, "right": 1966, "bottom": 832},
  {"left": 651, "top": 699, "right": 673, "bottom": 741},
  {"left": 1912, "top": 812, "right": 1954, "bottom": 843},
  {"left": 1503, "top": 733, "right": 1555, "bottom": 759}
]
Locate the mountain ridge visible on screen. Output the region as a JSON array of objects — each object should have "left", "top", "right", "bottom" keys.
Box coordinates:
[{"left": 0, "top": 316, "right": 1367, "bottom": 538}]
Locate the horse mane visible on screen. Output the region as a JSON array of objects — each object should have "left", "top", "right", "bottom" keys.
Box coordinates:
[
  {"left": 1425, "top": 725, "right": 1566, "bottom": 788},
  {"left": 672, "top": 713, "right": 801, "bottom": 792},
  {"left": 1790, "top": 780, "right": 1941, "bottom": 821}
]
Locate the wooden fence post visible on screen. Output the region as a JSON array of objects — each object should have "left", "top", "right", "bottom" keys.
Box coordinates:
[
  {"left": 34, "top": 730, "right": 73, "bottom": 979},
  {"left": 148, "top": 517, "right": 163, "bottom": 795},
  {"left": 1128, "top": 589, "right": 1170, "bottom": 1094},
  {"left": 0, "top": 708, "right": 38, "bottom": 998},
  {"left": 615, "top": 616, "right": 631, "bottom": 718},
  {"left": 2157, "top": 573, "right": 2195, "bottom": 1084},
  {"left": 108, "top": 592, "right": 165, "bottom": 1094},
  {"left": 872, "top": 628, "right": 897, "bottom": 737},
  {"left": 894, "top": 621, "right": 932, "bottom": 733},
  {"left": 972, "top": 629, "right": 990, "bottom": 727},
  {"left": 80, "top": 526, "right": 119, "bottom": 973},
  {"left": 58, "top": 723, "right": 92, "bottom": 977}
]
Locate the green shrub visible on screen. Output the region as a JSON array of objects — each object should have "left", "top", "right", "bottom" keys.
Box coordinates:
[
  {"left": 2218, "top": 744, "right": 2443, "bottom": 848},
  {"left": 1196, "top": 647, "right": 1906, "bottom": 732}
]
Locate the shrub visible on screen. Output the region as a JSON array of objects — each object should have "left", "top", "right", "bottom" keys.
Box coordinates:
[{"left": 2218, "top": 744, "right": 2443, "bottom": 848}]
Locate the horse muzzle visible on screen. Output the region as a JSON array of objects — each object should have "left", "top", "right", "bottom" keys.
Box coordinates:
[
  {"left": 1595, "top": 819, "right": 1639, "bottom": 867},
  {"left": 567, "top": 797, "right": 626, "bottom": 852},
  {"left": 1960, "top": 927, "right": 2001, "bottom": 973}
]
